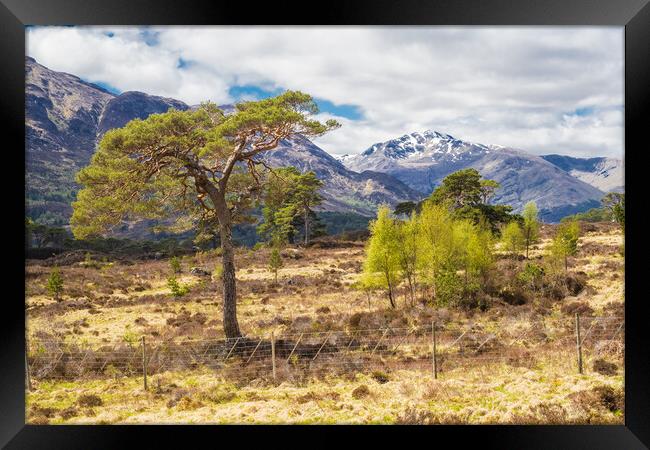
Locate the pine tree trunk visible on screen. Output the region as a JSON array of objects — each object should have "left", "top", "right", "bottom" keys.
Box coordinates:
[
  {"left": 212, "top": 191, "right": 242, "bottom": 339},
  {"left": 304, "top": 206, "right": 309, "bottom": 246}
]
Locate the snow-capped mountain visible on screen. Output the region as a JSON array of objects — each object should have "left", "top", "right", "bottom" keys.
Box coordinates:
[
  {"left": 541, "top": 155, "right": 623, "bottom": 193},
  {"left": 342, "top": 131, "right": 609, "bottom": 222},
  {"left": 343, "top": 131, "right": 494, "bottom": 194}
]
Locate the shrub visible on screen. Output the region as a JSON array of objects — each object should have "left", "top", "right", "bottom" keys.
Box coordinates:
[
  {"left": 395, "top": 405, "right": 435, "bottom": 424},
  {"left": 167, "top": 277, "right": 189, "bottom": 297},
  {"left": 348, "top": 312, "right": 363, "bottom": 329},
  {"left": 252, "top": 242, "right": 265, "bottom": 251},
  {"left": 80, "top": 252, "right": 102, "bottom": 269},
  {"left": 169, "top": 256, "right": 182, "bottom": 274},
  {"left": 592, "top": 385, "right": 623, "bottom": 412},
  {"left": 593, "top": 359, "right": 618, "bottom": 376},
  {"left": 46, "top": 267, "right": 64, "bottom": 301},
  {"left": 517, "top": 263, "right": 545, "bottom": 291},
  {"left": 77, "top": 394, "right": 103, "bottom": 407},
  {"left": 352, "top": 385, "right": 370, "bottom": 399},
  {"left": 560, "top": 301, "right": 593, "bottom": 316},
  {"left": 434, "top": 270, "right": 463, "bottom": 307},
  {"left": 497, "top": 285, "right": 528, "bottom": 305},
  {"left": 371, "top": 370, "right": 390, "bottom": 384}
]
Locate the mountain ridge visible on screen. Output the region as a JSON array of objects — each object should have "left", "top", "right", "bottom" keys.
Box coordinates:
[
  {"left": 26, "top": 56, "right": 621, "bottom": 227},
  {"left": 540, "top": 154, "right": 623, "bottom": 193},
  {"left": 341, "top": 130, "right": 611, "bottom": 222},
  {"left": 25, "top": 57, "right": 420, "bottom": 227}
]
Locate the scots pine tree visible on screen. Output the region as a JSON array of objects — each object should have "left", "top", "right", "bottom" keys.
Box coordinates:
[{"left": 71, "top": 92, "right": 339, "bottom": 337}]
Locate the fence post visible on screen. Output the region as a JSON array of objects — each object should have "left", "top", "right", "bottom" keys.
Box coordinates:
[
  {"left": 142, "top": 336, "right": 148, "bottom": 391},
  {"left": 25, "top": 351, "right": 32, "bottom": 392},
  {"left": 432, "top": 321, "right": 437, "bottom": 380},
  {"left": 575, "top": 314, "right": 583, "bottom": 374},
  {"left": 271, "top": 330, "right": 277, "bottom": 382}
]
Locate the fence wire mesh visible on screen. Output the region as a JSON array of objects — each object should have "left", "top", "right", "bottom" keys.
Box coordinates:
[{"left": 27, "top": 315, "right": 624, "bottom": 385}]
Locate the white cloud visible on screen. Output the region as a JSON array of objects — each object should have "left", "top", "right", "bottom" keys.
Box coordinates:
[{"left": 27, "top": 26, "right": 624, "bottom": 159}]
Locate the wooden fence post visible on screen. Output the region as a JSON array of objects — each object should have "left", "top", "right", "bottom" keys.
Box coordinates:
[
  {"left": 142, "top": 336, "right": 148, "bottom": 391},
  {"left": 575, "top": 314, "right": 583, "bottom": 374},
  {"left": 25, "top": 351, "right": 32, "bottom": 392},
  {"left": 432, "top": 322, "right": 437, "bottom": 380},
  {"left": 271, "top": 330, "right": 277, "bottom": 382}
]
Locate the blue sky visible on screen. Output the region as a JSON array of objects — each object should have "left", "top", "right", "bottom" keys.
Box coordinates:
[{"left": 26, "top": 26, "right": 623, "bottom": 158}]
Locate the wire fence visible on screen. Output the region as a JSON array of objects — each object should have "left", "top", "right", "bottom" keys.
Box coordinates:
[{"left": 26, "top": 314, "right": 624, "bottom": 389}]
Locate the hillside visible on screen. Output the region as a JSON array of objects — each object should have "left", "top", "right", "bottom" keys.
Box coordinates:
[
  {"left": 25, "top": 57, "right": 420, "bottom": 225},
  {"left": 260, "top": 135, "right": 422, "bottom": 215},
  {"left": 342, "top": 131, "right": 608, "bottom": 222},
  {"left": 541, "top": 155, "right": 624, "bottom": 193}
]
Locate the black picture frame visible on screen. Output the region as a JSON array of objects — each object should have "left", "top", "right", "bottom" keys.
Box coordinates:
[{"left": 2, "top": 0, "right": 648, "bottom": 447}]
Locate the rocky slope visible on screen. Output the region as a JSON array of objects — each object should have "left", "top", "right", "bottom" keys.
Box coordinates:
[
  {"left": 541, "top": 154, "right": 623, "bottom": 193},
  {"left": 261, "top": 135, "right": 422, "bottom": 215},
  {"left": 26, "top": 56, "right": 114, "bottom": 224}
]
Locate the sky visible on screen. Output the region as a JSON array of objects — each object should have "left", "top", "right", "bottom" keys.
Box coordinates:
[{"left": 26, "top": 26, "right": 624, "bottom": 159}]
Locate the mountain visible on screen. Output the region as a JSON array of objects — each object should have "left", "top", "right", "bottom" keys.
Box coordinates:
[
  {"left": 97, "top": 91, "right": 188, "bottom": 137},
  {"left": 261, "top": 135, "right": 422, "bottom": 215},
  {"left": 25, "top": 57, "right": 419, "bottom": 226},
  {"left": 26, "top": 56, "right": 113, "bottom": 224},
  {"left": 342, "top": 131, "right": 608, "bottom": 222},
  {"left": 540, "top": 154, "right": 623, "bottom": 193}
]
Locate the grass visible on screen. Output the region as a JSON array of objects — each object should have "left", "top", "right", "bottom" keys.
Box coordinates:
[
  {"left": 25, "top": 223, "right": 624, "bottom": 424},
  {"left": 27, "top": 361, "right": 623, "bottom": 424}
]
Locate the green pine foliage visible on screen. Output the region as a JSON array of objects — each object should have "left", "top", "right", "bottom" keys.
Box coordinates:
[
  {"left": 167, "top": 276, "right": 190, "bottom": 297},
  {"left": 169, "top": 256, "right": 182, "bottom": 274},
  {"left": 257, "top": 167, "right": 324, "bottom": 246},
  {"left": 47, "top": 267, "right": 64, "bottom": 301},
  {"left": 268, "top": 247, "right": 284, "bottom": 284},
  {"left": 425, "top": 168, "right": 519, "bottom": 234}
]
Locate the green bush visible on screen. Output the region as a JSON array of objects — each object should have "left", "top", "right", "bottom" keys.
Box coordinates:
[
  {"left": 46, "top": 267, "right": 64, "bottom": 301},
  {"left": 80, "top": 252, "right": 102, "bottom": 269},
  {"left": 167, "top": 276, "right": 189, "bottom": 297},
  {"left": 268, "top": 247, "right": 283, "bottom": 283},
  {"left": 169, "top": 256, "right": 182, "bottom": 274},
  {"left": 434, "top": 270, "right": 464, "bottom": 307},
  {"left": 517, "top": 263, "right": 545, "bottom": 291}
]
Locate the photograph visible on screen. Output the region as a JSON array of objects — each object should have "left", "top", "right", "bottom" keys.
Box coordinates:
[{"left": 24, "top": 25, "right": 626, "bottom": 425}]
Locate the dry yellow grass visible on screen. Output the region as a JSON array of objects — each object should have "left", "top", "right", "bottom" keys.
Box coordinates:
[
  {"left": 25, "top": 224, "right": 624, "bottom": 424},
  {"left": 27, "top": 359, "right": 623, "bottom": 424}
]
